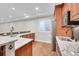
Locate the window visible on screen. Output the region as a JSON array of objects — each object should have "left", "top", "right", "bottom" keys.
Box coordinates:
[{"left": 39, "top": 20, "right": 52, "bottom": 32}]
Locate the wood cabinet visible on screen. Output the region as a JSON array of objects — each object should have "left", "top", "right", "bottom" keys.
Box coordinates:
[
  {"left": 22, "top": 33, "right": 35, "bottom": 41},
  {"left": 70, "top": 3, "right": 79, "bottom": 20},
  {"left": 15, "top": 41, "right": 32, "bottom": 56},
  {"left": 0, "top": 46, "right": 3, "bottom": 56},
  {"left": 0, "top": 46, "right": 5, "bottom": 56}
]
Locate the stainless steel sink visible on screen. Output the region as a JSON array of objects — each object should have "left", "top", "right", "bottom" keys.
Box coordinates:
[{"left": 0, "top": 33, "right": 18, "bottom": 37}]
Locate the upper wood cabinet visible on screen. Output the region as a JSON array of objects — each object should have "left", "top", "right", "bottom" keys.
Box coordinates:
[{"left": 70, "top": 3, "right": 79, "bottom": 20}]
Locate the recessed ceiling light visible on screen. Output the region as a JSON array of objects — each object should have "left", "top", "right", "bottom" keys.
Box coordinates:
[
  {"left": 9, "top": 15, "right": 12, "bottom": 18},
  {"left": 25, "top": 15, "right": 30, "bottom": 18},
  {"left": 24, "top": 13, "right": 27, "bottom": 16},
  {"left": 24, "top": 13, "right": 30, "bottom": 18},
  {"left": 35, "top": 7, "right": 39, "bottom": 11},
  {"left": 11, "top": 7, "right": 15, "bottom": 10}
]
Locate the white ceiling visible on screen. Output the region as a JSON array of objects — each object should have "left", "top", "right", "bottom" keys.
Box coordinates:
[{"left": 0, "top": 3, "right": 56, "bottom": 23}]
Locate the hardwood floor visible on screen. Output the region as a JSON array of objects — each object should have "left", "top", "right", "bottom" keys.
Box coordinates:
[{"left": 32, "top": 41, "right": 57, "bottom": 56}]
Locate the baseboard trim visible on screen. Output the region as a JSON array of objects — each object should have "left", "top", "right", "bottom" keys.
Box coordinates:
[{"left": 35, "top": 39, "right": 51, "bottom": 44}]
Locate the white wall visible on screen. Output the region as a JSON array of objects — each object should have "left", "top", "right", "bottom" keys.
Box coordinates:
[
  {"left": 0, "top": 20, "right": 37, "bottom": 33},
  {"left": 0, "top": 17, "right": 54, "bottom": 43}
]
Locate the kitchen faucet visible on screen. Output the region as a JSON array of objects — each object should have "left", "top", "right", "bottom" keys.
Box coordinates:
[{"left": 10, "top": 26, "right": 14, "bottom": 37}]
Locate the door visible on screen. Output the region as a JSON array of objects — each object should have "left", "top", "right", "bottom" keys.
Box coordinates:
[{"left": 37, "top": 19, "right": 53, "bottom": 43}]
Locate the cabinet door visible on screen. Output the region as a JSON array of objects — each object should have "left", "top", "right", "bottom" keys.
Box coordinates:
[
  {"left": 26, "top": 42, "right": 32, "bottom": 56},
  {"left": 15, "top": 42, "right": 32, "bottom": 56},
  {"left": 70, "top": 3, "right": 79, "bottom": 20},
  {"left": 31, "top": 33, "right": 35, "bottom": 40},
  {"left": 0, "top": 46, "right": 5, "bottom": 56},
  {"left": 26, "top": 34, "right": 32, "bottom": 39},
  {"left": 0, "top": 46, "right": 3, "bottom": 56},
  {"left": 22, "top": 33, "right": 35, "bottom": 41}
]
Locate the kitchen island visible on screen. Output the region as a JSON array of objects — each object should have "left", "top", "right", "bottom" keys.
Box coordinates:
[
  {"left": 15, "top": 37, "right": 33, "bottom": 56},
  {"left": 14, "top": 32, "right": 34, "bottom": 56},
  {"left": 0, "top": 32, "right": 33, "bottom": 56},
  {"left": 56, "top": 36, "right": 79, "bottom": 56}
]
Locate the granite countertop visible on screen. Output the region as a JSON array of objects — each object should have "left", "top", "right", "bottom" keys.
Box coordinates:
[
  {"left": 16, "top": 32, "right": 34, "bottom": 37},
  {"left": 15, "top": 37, "right": 33, "bottom": 50},
  {"left": 15, "top": 32, "right": 33, "bottom": 50},
  {"left": 0, "top": 36, "right": 17, "bottom": 46},
  {"left": 0, "top": 32, "right": 33, "bottom": 50},
  {"left": 56, "top": 36, "right": 79, "bottom": 56}
]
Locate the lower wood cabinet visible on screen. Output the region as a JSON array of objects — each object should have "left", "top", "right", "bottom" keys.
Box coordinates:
[
  {"left": 15, "top": 42, "right": 32, "bottom": 56},
  {"left": 22, "top": 33, "right": 35, "bottom": 41},
  {"left": 0, "top": 46, "right": 5, "bottom": 56}
]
